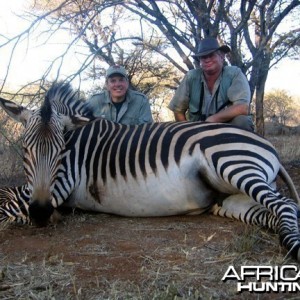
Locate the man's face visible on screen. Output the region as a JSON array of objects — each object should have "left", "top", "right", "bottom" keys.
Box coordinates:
[
  {"left": 106, "top": 75, "right": 129, "bottom": 101},
  {"left": 199, "top": 51, "right": 224, "bottom": 75}
]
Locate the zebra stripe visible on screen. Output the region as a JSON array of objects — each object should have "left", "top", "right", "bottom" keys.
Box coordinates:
[
  {"left": 0, "top": 185, "right": 31, "bottom": 225},
  {"left": 62, "top": 121, "right": 277, "bottom": 186}
]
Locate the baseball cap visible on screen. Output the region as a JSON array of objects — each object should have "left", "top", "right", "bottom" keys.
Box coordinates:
[
  {"left": 106, "top": 65, "right": 128, "bottom": 78},
  {"left": 192, "top": 37, "right": 231, "bottom": 59}
]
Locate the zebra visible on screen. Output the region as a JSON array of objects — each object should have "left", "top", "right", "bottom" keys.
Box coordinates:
[{"left": 0, "top": 82, "right": 299, "bottom": 260}]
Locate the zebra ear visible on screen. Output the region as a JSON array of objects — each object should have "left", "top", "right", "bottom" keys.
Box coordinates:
[
  {"left": 61, "top": 114, "right": 92, "bottom": 131},
  {"left": 0, "top": 97, "right": 32, "bottom": 126}
]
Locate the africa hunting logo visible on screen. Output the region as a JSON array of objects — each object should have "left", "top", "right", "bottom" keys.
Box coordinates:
[{"left": 222, "top": 265, "right": 300, "bottom": 293}]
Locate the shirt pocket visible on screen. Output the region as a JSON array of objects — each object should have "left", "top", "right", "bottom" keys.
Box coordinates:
[
  {"left": 120, "top": 115, "right": 139, "bottom": 125},
  {"left": 188, "top": 105, "right": 201, "bottom": 122}
]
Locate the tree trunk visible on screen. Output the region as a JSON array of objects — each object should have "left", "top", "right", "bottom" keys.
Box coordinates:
[
  {"left": 249, "top": 50, "right": 271, "bottom": 136},
  {"left": 255, "top": 86, "right": 265, "bottom": 136}
]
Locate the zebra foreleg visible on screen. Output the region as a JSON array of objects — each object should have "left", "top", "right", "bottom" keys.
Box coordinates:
[
  {"left": 0, "top": 185, "right": 63, "bottom": 226},
  {"left": 210, "top": 194, "right": 280, "bottom": 231},
  {"left": 0, "top": 185, "right": 31, "bottom": 225}
]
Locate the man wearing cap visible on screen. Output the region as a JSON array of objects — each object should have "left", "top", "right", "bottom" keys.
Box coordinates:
[
  {"left": 86, "top": 65, "right": 153, "bottom": 125},
  {"left": 169, "top": 37, "right": 254, "bottom": 131}
]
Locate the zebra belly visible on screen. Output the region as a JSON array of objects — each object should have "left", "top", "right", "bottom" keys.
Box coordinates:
[{"left": 69, "top": 164, "right": 216, "bottom": 217}]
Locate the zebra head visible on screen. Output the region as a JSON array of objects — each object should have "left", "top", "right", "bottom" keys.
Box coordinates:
[{"left": 0, "top": 82, "right": 92, "bottom": 226}]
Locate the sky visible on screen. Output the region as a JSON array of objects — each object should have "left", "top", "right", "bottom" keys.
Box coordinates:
[
  {"left": 1, "top": 0, "right": 300, "bottom": 98},
  {"left": 0, "top": 0, "right": 89, "bottom": 91}
]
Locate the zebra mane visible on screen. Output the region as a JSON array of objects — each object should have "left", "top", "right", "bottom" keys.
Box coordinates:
[
  {"left": 41, "top": 91, "right": 52, "bottom": 124},
  {"left": 42, "top": 81, "right": 93, "bottom": 118}
]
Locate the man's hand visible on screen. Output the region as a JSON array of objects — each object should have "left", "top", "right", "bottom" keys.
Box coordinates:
[
  {"left": 174, "top": 112, "right": 187, "bottom": 121},
  {"left": 205, "top": 103, "right": 249, "bottom": 123}
]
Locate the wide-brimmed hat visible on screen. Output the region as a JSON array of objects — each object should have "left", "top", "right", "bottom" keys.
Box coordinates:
[
  {"left": 192, "top": 37, "right": 231, "bottom": 59},
  {"left": 106, "top": 65, "right": 128, "bottom": 78}
]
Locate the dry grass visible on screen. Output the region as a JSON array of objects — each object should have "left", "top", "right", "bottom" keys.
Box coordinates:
[
  {"left": 267, "top": 135, "right": 300, "bottom": 163},
  {"left": 1, "top": 214, "right": 298, "bottom": 299},
  {"left": 0, "top": 257, "right": 75, "bottom": 299},
  {"left": 0, "top": 145, "right": 24, "bottom": 186}
]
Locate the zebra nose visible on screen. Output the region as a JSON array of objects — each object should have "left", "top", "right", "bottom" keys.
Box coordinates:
[{"left": 29, "top": 201, "right": 54, "bottom": 227}]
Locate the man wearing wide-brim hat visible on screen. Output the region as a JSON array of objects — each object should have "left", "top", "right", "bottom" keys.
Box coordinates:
[
  {"left": 168, "top": 37, "right": 254, "bottom": 131},
  {"left": 86, "top": 65, "right": 153, "bottom": 125}
]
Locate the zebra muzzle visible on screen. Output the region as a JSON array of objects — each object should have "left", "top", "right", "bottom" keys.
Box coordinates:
[{"left": 29, "top": 201, "right": 54, "bottom": 227}]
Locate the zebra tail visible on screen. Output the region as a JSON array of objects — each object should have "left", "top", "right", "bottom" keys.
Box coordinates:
[{"left": 278, "top": 164, "right": 300, "bottom": 205}]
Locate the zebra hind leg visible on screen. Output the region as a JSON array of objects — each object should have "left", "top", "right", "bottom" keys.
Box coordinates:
[
  {"left": 211, "top": 191, "right": 300, "bottom": 260},
  {"left": 0, "top": 185, "right": 31, "bottom": 225},
  {"left": 210, "top": 194, "right": 280, "bottom": 231},
  {"left": 244, "top": 180, "right": 300, "bottom": 261}
]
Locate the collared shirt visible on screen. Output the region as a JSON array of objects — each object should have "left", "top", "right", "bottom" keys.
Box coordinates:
[
  {"left": 86, "top": 89, "right": 153, "bottom": 125},
  {"left": 168, "top": 66, "right": 251, "bottom": 122},
  {"left": 202, "top": 75, "right": 222, "bottom": 117}
]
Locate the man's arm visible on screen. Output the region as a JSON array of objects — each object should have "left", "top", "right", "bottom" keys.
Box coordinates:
[
  {"left": 205, "top": 103, "right": 249, "bottom": 123},
  {"left": 168, "top": 73, "right": 190, "bottom": 122}
]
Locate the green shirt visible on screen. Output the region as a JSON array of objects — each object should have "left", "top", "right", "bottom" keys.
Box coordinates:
[
  {"left": 86, "top": 89, "right": 153, "bottom": 125},
  {"left": 169, "top": 66, "right": 251, "bottom": 122}
]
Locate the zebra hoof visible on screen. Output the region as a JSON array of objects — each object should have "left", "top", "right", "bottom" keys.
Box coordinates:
[{"left": 29, "top": 201, "right": 54, "bottom": 227}]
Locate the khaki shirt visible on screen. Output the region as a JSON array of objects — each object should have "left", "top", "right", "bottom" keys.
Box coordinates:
[
  {"left": 86, "top": 89, "right": 153, "bottom": 125},
  {"left": 169, "top": 66, "right": 251, "bottom": 122}
]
